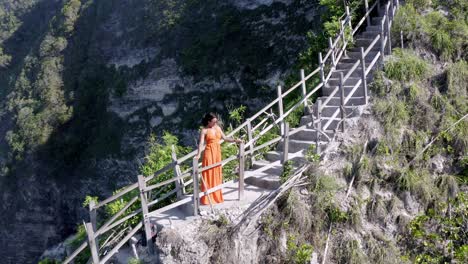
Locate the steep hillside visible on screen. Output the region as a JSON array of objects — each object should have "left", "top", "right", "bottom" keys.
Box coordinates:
[{"left": 0, "top": 0, "right": 323, "bottom": 262}]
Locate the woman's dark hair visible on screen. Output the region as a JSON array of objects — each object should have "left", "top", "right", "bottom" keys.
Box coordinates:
[{"left": 202, "top": 112, "right": 217, "bottom": 127}]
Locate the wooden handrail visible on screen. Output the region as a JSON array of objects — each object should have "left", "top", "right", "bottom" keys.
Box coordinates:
[{"left": 352, "top": 0, "right": 379, "bottom": 35}]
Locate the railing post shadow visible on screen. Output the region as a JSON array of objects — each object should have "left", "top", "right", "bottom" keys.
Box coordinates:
[
  {"left": 339, "top": 72, "right": 345, "bottom": 133},
  {"left": 360, "top": 47, "right": 368, "bottom": 105},
  {"left": 282, "top": 122, "right": 289, "bottom": 164},
  {"left": 85, "top": 222, "right": 100, "bottom": 264},
  {"left": 238, "top": 142, "right": 245, "bottom": 200},
  {"left": 171, "top": 145, "right": 184, "bottom": 198},
  {"left": 137, "top": 175, "right": 154, "bottom": 254},
  {"left": 192, "top": 159, "right": 199, "bottom": 216}
]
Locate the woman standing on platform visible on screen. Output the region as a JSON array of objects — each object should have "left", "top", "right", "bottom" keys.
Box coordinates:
[{"left": 194, "top": 113, "right": 242, "bottom": 205}]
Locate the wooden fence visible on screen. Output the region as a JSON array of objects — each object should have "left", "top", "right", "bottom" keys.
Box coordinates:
[{"left": 63, "top": 0, "right": 399, "bottom": 263}]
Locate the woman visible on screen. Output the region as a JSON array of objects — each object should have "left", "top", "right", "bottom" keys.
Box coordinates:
[{"left": 194, "top": 113, "right": 242, "bottom": 205}]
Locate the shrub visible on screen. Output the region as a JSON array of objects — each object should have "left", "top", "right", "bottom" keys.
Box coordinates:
[
  {"left": 286, "top": 234, "right": 314, "bottom": 264},
  {"left": 373, "top": 95, "right": 409, "bottom": 133},
  {"left": 392, "top": 5, "right": 426, "bottom": 45},
  {"left": 280, "top": 160, "right": 294, "bottom": 183},
  {"left": 407, "top": 0, "right": 433, "bottom": 11},
  {"left": 384, "top": 49, "right": 429, "bottom": 82},
  {"left": 404, "top": 193, "right": 468, "bottom": 263}
]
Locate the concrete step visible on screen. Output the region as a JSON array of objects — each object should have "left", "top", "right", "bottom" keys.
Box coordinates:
[
  {"left": 327, "top": 76, "right": 371, "bottom": 87},
  {"left": 361, "top": 31, "right": 380, "bottom": 38},
  {"left": 350, "top": 44, "right": 380, "bottom": 53},
  {"left": 289, "top": 127, "right": 334, "bottom": 141},
  {"left": 354, "top": 38, "right": 377, "bottom": 47},
  {"left": 277, "top": 139, "right": 327, "bottom": 153},
  {"left": 323, "top": 84, "right": 367, "bottom": 97},
  {"left": 307, "top": 102, "right": 363, "bottom": 119},
  {"left": 320, "top": 118, "right": 341, "bottom": 131},
  {"left": 265, "top": 151, "right": 281, "bottom": 162},
  {"left": 244, "top": 172, "right": 281, "bottom": 190},
  {"left": 336, "top": 61, "right": 373, "bottom": 70},
  {"left": 331, "top": 68, "right": 364, "bottom": 78},
  {"left": 366, "top": 25, "right": 380, "bottom": 32},
  {"left": 318, "top": 96, "right": 366, "bottom": 107},
  {"left": 371, "top": 16, "right": 384, "bottom": 25},
  {"left": 263, "top": 152, "right": 308, "bottom": 163},
  {"left": 342, "top": 51, "right": 378, "bottom": 62},
  {"left": 252, "top": 159, "right": 284, "bottom": 175}
]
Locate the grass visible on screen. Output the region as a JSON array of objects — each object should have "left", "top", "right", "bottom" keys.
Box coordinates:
[
  {"left": 335, "top": 238, "right": 368, "bottom": 264},
  {"left": 396, "top": 169, "right": 436, "bottom": 208},
  {"left": 366, "top": 194, "right": 387, "bottom": 222},
  {"left": 384, "top": 49, "right": 429, "bottom": 82},
  {"left": 373, "top": 95, "right": 409, "bottom": 133}
]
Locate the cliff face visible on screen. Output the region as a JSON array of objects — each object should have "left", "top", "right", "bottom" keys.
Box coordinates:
[{"left": 0, "top": 0, "right": 322, "bottom": 262}]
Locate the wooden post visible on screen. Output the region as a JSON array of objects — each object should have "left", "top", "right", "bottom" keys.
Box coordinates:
[
  {"left": 339, "top": 72, "right": 345, "bottom": 133},
  {"left": 365, "top": 0, "right": 370, "bottom": 27},
  {"left": 192, "top": 159, "right": 199, "bottom": 216},
  {"left": 319, "top": 52, "right": 325, "bottom": 88},
  {"left": 85, "top": 222, "right": 100, "bottom": 264},
  {"left": 385, "top": 4, "right": 392, "bottom": 55},
  {"left": 380, "top": 20, "right": 385, "bottom": 66},
  {"left": 329, "top": 37, "right": 336, "bottom": 67},
  {"left": 360, "top": 47, "right": 368, "bottom": 105},
  {"left": 282, "top": 122, "right": 289, "bottom": 164},
  {"left": 346, "top": 6, "right": 353, "bottom": 40},
  {"left": 171, "top": 145, "right": 184, "bottom": 198},
  {"left": 138, "top": 175, "right": 154, "bottom": 254},
  {"left": 390, "top": 0, "right": 394, "bottom": 20},
  {"left": 341, "top": 21, "right": 347, "bottom": 57},
  {"left": 246, "top": 118, "right": 255, "bottom": 166},
  {"left": 238, "top": 142, "right": 245, "bottom": 200},
  {"left": 316, "top": 99, "right": 322, "bottom": 155},
  {"left": 277, "top": 85, "right": 284, "bottom": 135},
  {"left": 300, "top": 69, "right": 308, "bottom": 109},
  {"left": 400, "top": 30, "right": 403, "bottom": 49},
  {"left": 89, "top": 200, "right": 97, "bottom": 232}
]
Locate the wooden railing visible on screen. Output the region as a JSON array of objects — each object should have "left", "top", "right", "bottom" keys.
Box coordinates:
[{"left": 63, "top": 0, "right": 399, "bottom": 263}]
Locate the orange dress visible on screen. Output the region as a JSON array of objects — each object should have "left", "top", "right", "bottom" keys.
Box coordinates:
[{"left": 200, "top": 126, "right": 224, "bottom": 205}]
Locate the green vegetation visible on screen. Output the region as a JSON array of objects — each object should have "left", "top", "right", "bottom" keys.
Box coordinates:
[
  {"left": 393, "top": 2, "right": 468, "bottom": 61},
  {"left": 286, "top": 234, "right": 314, "bottom": 264},
  {"left": 403, "top": 193, "right": 468, "bottom": 263},
  {"left": 305, "top": 144, "right": 320, "bottom": 163},
  {"left": 128, "top": 258, "right": 143, "bottom": 264},
  {"left": 384, "top": 49, "right": 429, "bottom": 82},
  {"left": 280, "top": 160, "right": 294, "bottom": 183},
  {"left": 38, "top": 259, "right": 59, "bottom": 264}
]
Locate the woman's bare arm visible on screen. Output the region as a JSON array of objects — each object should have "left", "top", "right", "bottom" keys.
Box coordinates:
[
  {"left": 194, "top": 129, "right": 206, "bottom": 159},
  {"left": 218, "top": 126, "right": 242, "bottom": 143}
]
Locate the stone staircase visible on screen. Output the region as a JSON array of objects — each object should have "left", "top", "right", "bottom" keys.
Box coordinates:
[{"left": 245, "top": 9, "right": 387, "bottom": 190}]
